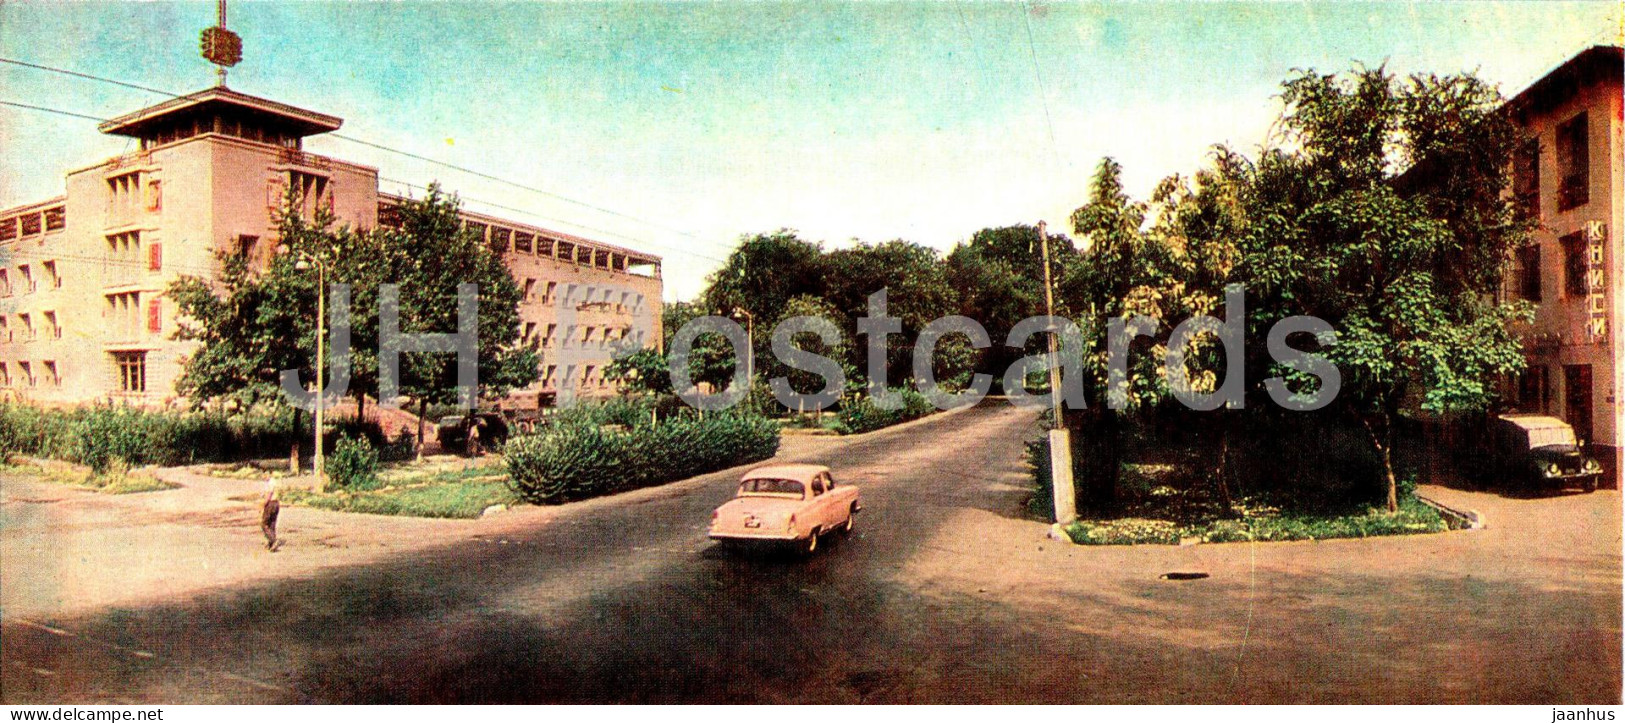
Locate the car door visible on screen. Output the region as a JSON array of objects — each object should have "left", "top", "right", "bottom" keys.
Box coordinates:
[{"left": 807, "top": 474, "right": 830, "bottom": 529}]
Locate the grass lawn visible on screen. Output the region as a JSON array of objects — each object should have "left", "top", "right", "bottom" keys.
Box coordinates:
[
  {"left": 281, "top": 460, "right": 519, "bottom": 519},
  {"left": 1056, "top": 461, "right": 1451, "bottom": 545},
  {"left": 1, "top": 459, "right": 179, "bottom": 494},
  {"left": 1064, "top": 496, "right": 1449, "bottom": 545}
]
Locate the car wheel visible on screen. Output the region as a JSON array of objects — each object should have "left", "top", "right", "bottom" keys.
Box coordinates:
[
  {"left": 841, "top": 506, "right": 857, "bottom": 535},
  {"left": 1583, "top": 478, "right": 1598, "bottom": 493},
  {"left": 803, "top": 529, "right": 820, "bottom": 554}
]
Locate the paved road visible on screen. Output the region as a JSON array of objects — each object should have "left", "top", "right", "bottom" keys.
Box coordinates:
[{"left": 2, "top": 402, "right": 1620, "bottom": 703}]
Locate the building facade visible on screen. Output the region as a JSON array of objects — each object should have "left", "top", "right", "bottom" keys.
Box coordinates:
[
  {"left": 0, "top": 86, "right": 662, "bottom": 408},
  {"left": 1504, "top": 45, "right": 1623, "bottom": 482}
]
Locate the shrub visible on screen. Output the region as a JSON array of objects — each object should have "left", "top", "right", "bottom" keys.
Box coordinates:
[
  {"left": 328, "top": 434, "right": 382, "bottom": 491},
  {"left": 834, "top": 386, "right": 936, "bottom": 435},
  {"left": 506, "top": 412, "right": 779, "bottom": 504},
  {"left": 0, "top": 401, "right": 299, "bottom": 471}
]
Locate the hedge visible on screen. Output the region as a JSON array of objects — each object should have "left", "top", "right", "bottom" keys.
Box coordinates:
[
  {"left": 505, "top": 411, "right": 780, "bottom": 504},
  {"left": 835, "top": 386, "right": 936, "bottom": 435},
  {"left": 0, "top": 402, "right": 300, "bottom": 473}
]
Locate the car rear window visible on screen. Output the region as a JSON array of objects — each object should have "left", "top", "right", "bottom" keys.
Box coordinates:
[{"left": 740, "top": 478, "right": 804, "bottom": 496}]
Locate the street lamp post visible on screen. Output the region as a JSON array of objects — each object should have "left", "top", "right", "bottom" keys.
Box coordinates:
[
  {"left": 1037, "top": 221, "right": 1078, "bottom": 529},
  {"left": 295, "top": 254, "right": 328, "bottom": 492}
]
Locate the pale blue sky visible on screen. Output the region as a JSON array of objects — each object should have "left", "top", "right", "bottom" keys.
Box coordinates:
[{"left": 0, "top": 1, "right": 1617, "bottom": 299}]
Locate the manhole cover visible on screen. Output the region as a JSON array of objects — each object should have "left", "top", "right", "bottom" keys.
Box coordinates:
[{"left": 1160, "top": 571, "right": 1210, "bottom": 580}]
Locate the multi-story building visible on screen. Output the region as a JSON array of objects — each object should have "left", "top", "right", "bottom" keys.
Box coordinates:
[
  {"left": 0, "top": 85, "right": 662, "bottom": 408},
  {"left": 1503, "top": 45, "right": 1622, "bottom": 482}
]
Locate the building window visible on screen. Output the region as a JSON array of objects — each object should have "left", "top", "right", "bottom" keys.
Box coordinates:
[
  {"left": 1513, "top": 139, "right": 1540, "bottom": 219},
  {"left": 465, "top": 221, "right": 488, "bottom": 242},
  {"left": 515, "top": 232, "right": 534, "bottom": 254},
  {"left": 236, "top": 234, "right": 259, "bottom": 260},
  {"left": 148, "top": 243, "right": 163, "bottom": 272},
  {"left": 18, "top": 313, "right": 32, "bottom": 341},
  {"left": 107, "top": 171, "right": 142, "bottom": 214},
  {"left": 0, "top": 269, "right": 9, "bottom": 297},
  {"left": 537, "top": 238, "right": 554, "bottom": 257},
  {"left": 377, "top": 202, "right": 402, "bottom": 228},
  {"left": 42, "top": 361, "right": 58, "bottom": 387},
  {"left": 43, "top": 311, "right": 59, "bottom": 340},
  {"left": 543, "top": 323, "right": 557, "bottom": 348},
  {"left": 1556, "top": 113, "right": 1589, "bottom": 211},
  {"left": 18, "top": 264, "right": 33, "bottom": 293},
  {"left": 1515, "top": 245, "right": 1542, "bottom": 302},
  {"left": 43, "top": 206, "right": 65, "bottom": 232},
  {"left": 0, "top": 217, "right": 16, "bottom": 241},
  {"left": 18, "top": 361, "right": 33, "bottom": 388},
  {"left": 20, "top": 213, "right": 41, "bottom": 236},
  {"left": 107, "top": 231, "right": 142, "bottom": 268},
  {"left": 147, "top": 298, "right": 162, "bottom": 334},
  {"left": 1562, "top": 232, "right": 1586, "bottom": 298},
  {"left": 0, "top": 363, "right": 8, "bottom": 388},
  {"left": 1519, "top": 365, "right": 1551, "bottom": 414},
  {"left": 42, "top": 261, "right": 60, "bottom": 289},
  {"left": 0, "top": 316, "right": 8, "bottom": 342},
  {"left": 490, "top": 227, "right": 511, "bottom": 253},
  {"left": 543, "top": 282, "right": 557, "bottom": 304},
  {"left": 114, "top": 351, "right": 147, "bottom": 393},
  {"left": 146, "top": 180, "right": 162, "bottom": 212},
  {"left": 522, "top": 278, "right": 536, "bottom": 303}
]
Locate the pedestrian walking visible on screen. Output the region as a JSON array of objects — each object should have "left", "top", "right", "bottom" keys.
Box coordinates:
[{"left": 261, "top": 480, "right": 282, "bottom": 552}]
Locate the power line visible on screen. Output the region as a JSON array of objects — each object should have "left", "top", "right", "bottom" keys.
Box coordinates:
[
  {"left": 377, "top": 177, "right": 729, "bottom": 264},
  {"left": 0, "top": 100, "right": 107, "bottom": 122},
  {"left": 0, "top": 58, "right": 177, "bottom": 97},
  {"left": 0, "top": 56, "right": 732, "bottom": 264}
]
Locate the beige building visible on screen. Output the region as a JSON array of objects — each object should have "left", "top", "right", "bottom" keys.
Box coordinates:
[
  {"left": 0, "top": 86, "right": 662, "bottom": 408},
  {"left": 1503, "top": 45, "right": 1622, "bottom": 482}
]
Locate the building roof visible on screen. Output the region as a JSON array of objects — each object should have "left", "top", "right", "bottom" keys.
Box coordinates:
[
  {"left": 98, "top": 85, "right": 343, "bottom": 139},
  {"left": 1504, "top": 45, "right": 1623, "bottom": 123}
]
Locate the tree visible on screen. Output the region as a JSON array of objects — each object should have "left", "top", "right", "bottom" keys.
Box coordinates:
[
  {"left": 1153, "top": 67, "right": 1534, "bottom": 511},
  {"left": 944, "top": 224, "right": 1065, "bottom": 388},
  {"left": 381, "top": 186, "right": 537, "bottom": 454},
  {"left": 1060, "top": 158, "right": 1185, "bottom": 504},
  {"left": 169, "top": 183, "right": 538, "bottom": 459}
]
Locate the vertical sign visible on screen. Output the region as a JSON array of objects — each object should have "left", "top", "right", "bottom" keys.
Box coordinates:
[{"left": 1586, "top": 221, "right": 1608, "bottom": 344}]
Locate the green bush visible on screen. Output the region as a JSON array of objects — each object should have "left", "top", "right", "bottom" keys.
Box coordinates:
[
  {"left": 834, "top": 386, "right": 936, "bottom": 435},
  {"left": 0, "top": 401, "right": 299, "bottom": 471},
  {"left": 328, "top": 434, "right": 382, "bottom": 490},
  {"left": 506, "top": 412, "right": 779, "bottom": 504}
]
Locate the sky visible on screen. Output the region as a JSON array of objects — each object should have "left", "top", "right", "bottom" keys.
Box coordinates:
[{"left": 0, "top": 1, "right": 1618, "bottom": 300}]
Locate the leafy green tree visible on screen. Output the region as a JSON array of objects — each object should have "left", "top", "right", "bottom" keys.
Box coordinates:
[
  {"left": 1149, "top": 67, "right": 1534, "bottom": 511},
  {"left": 1061, "top": 158, "right": 1186, "bottom": 503},
  {"left": 170, "top": 183, "right": 537, "bottom": 459},
  {"left": 944, "top": 224, "right": 1063, "bottom": 388}
]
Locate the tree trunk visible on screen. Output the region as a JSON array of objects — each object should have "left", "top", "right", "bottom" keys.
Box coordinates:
[
  {"left": 1213, "top": 421, "right": 1234, "bottom": 512},
  {"left": 1362, "top": 413, "right": 1400, "bottom": 513},
  {"left": 416, "top": 397, "right": 429, "bottom": 462},
  {"left": 289, "top": 407, "right": 303, "bottom": 474}
]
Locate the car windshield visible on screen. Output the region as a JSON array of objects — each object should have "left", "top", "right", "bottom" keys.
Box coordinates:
[
  {"left": 739, "top": 478, "right": 804, "bottom": 497},
  {"left": 1527, "top": 426, "right": 1578, "bottom": 449}
]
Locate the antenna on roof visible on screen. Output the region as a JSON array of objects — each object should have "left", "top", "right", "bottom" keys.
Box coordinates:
[{"left": 199, "top": 0, "right": 242, "bottom": 87}]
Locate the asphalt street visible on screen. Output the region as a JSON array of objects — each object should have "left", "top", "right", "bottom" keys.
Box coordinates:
[{"left": 2, "top": 402, "right": 1619, "bottom": 703}]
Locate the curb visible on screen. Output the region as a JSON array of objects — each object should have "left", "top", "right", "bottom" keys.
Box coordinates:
[{"left": 1415, "top": 494, "right": 1485, "bottom": 530}]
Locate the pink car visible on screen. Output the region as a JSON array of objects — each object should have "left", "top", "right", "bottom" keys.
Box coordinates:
[{"left": 709, "top": 464, "right": 861, "bottom": 553}]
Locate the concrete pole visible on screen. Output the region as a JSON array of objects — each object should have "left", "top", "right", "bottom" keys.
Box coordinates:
[
  {"left": 314, "top": 261, "right": 326, "bottom": 492},
  {"left": 1038, "top": 221, "right": 1077, "bottom": 526}
]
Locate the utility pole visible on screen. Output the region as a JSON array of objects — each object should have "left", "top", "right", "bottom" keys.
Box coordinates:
[{"left": 1038, "top": 221, "right": 1078, "bottom": 529}]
